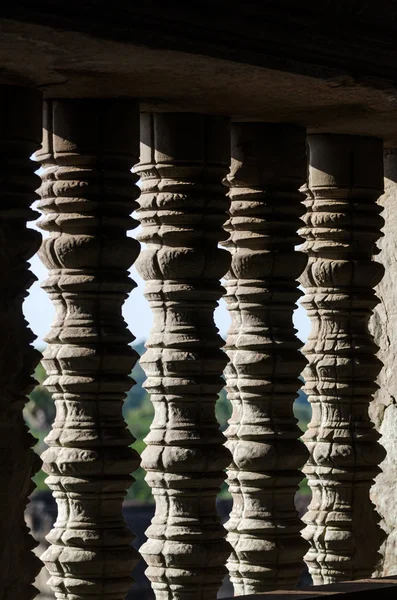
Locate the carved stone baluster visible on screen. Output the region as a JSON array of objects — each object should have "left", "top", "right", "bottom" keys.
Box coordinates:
[
  {"left": 222, "top": 123, "right": 309, "bottom": 594},
  {"left": 0, "top": 85, "right": 43, "bottom": 600},
  {"left": 36, "top": 99, "right": 141, "bottom": 600},
  {"left": 300, "top": 134, "right": 386, "bottom": 584},
  {"left": 136, "top": 112, "right": 232, "bottom": 600}
]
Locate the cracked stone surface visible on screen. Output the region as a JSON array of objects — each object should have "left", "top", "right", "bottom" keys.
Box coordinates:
[{"left": 370, "top": 149, "right": 397, "bottom": 577}]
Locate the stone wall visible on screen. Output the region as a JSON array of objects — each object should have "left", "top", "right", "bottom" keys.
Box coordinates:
[{"left": 370, "top": 150, "right": 397, "bottom": 576}]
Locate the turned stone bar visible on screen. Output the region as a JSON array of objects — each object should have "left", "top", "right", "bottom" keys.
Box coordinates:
[
  {"left": 36, "top": 99, "right": 141, "bottom": 600},
  {"left": 0, "top": 85, "right": 43, "bottom": 600},
  {"left": 299, "top": 134, "right": 386, "bottom": 584},
  {"left": 136, "top": 112, "right": 232, "bottom": 600},
  {"left": 222, "top": 123, "right": 309, "bottom": 594}
]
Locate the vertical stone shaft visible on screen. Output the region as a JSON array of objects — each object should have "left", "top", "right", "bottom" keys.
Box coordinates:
[
  {"left": 300, "top": 134, "right": 386, "bottom": 584},
  {"left": 0, "top": 86, "right": 43, "bottom": 600},
  {"left": 136, "top": 113, "right": 232, "bottom": 600},
  {"left": 223, "top": 123, "right": 309, "bottom": 594},
  {"left": 36, "top": 99, "right": 141, "bottom": 600}
]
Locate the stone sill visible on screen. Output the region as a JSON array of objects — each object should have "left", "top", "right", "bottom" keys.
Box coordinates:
[{"left": 228, "top": 578, "right": 397, "bottom": 600}]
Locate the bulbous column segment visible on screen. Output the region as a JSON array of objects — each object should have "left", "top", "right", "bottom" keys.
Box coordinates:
[
  {"left": 0, "top": 86, "right": 43, "bottom": 600},
  {"left": 223, "top": 123, "right": 309, "bottom": 594},
  {"left": 300, "top": 134, "right": 386, "bottom": 584},
  {"left": 35, "top": 99, "right": 141, "bottom": 600},
  {"left": 136, "top": 113, "right": 232, "bottom": 600}
]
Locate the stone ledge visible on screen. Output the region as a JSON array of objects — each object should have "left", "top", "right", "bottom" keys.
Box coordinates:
[{"left": 227, "top": 578, "right": 397, "bottom": 599}]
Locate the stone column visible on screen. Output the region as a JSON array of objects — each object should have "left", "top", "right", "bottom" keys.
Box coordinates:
[
  {"left": 0, "top": 85, "right": 43, "bottom": 600},
  {"left": 222, "top": 123, "right": 309, "bottom": 594},
  {"left": 36, "top": 99, "right": 141, "bottom": 600},
  {"left": 136, "top": 113, "right": 232, "bottom": 600},
  {"left": 369, "top": 149, "right": 397, "bottom": 577},
  {"left": 300, "top": 134, "right": 386, "bottom": 584}
]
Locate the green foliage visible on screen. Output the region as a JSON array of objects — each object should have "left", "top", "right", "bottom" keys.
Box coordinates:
[
  {"left": 299, "top": 477, "right": 310, "bottom": 496},
  {"left": 25, "top": 343, "right": 313, "bottom": 500},
  {"left": 125, "top": 395, "right": 154, "bottom": 502},
  {"left": 294, "top": 398, "right": 312, "bottom": 433},
  {"left": 216, "top": 388, "right": 232, "bottom": 431},
  {"left": 32, "top": 468, "right": 47, "bottom": 491},
  {"left": 24, "top": 361, "right": 54, "bottom": 459}
]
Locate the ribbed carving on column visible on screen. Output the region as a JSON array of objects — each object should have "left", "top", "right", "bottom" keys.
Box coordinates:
[
  {"left": 0, "top": 86, "right": 43, "bottom": 600},
  {"left": 136, "top": 113, "right": 232, "bottom": 600},
  {"left": 222, "top": 123, "right": 309, "bottom": 594},
  {"left": 300, "top": 134, "right": 386, "bottom": 584},
  {"left": 35, "top": 99, "right": 141, "bottom": 600}
]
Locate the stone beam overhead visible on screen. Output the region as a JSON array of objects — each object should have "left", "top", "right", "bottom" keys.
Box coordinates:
[
  {"left": 1, "top": 7, "right": 397, "bottom": 142},
  {"left": 2, "top": 2, "right": 397, "bottom": 81}
]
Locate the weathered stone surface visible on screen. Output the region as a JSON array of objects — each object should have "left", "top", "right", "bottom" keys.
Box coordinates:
[
  {"left": 136, "top": 113, "right": 232, "bottom": 600},
  {"left": 5, "top": 4, "right": 397, "bottom": 147},
  {"left": 369, "top": 149, "right": 397, "bottom": 577},
  {"left": 300, "top": 134, "right": 386, "bottom": 584},
  {"left": 0, "top": 85, "right": 43, "bottom": 600},
  {"left": 222, "top": 576, "right": 397, "bottom": 600},
  {"left": 222, "top": 123, "right": 309, "bottom": 594},
  {"left": 36, "top": 99, "right": 141, "bottom": 599}
]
